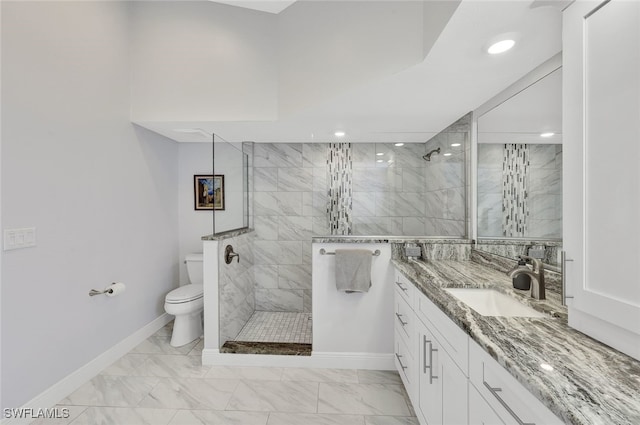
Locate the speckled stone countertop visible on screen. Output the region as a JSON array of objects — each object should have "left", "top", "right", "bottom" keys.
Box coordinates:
[
  {"left": 391, "top": 258, "right": 640, "bottom": 425},
  {"left": 202, "top": 227, "right": 253, "bottom": 241}
]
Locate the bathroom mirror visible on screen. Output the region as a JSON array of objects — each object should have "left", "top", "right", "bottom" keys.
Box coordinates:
[{"left": 475, "top": 63, "right": 562, "bottom": 267}]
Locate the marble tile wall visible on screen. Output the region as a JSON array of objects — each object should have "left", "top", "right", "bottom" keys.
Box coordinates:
[
  {"left": 478, "top": 143, "right": 562, "bottom": 238},
  {"left": 218, "top": 231, "right": 255, "bottom": 347},
  {"left": 422, "top": 113, "right": 470, "bottom": 236},
  {"left": 253, "top": 143, "right": 327, "bottom": 313}
]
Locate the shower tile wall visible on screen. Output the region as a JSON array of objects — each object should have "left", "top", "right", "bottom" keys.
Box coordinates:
[
  {"left": 253, "top": 139, "right": 468, "bottom": 313},
  {"left": 477, "top": 143, "right": 562, "bottom": 238},
  {"left": 422, "top": 113, "right": 470, "bottom": 236},
  {"left": 218, "top": 230, "right": 255, "bottom": 347},
  {"left": 253, "top": 143, "right": 327, "bottom": 313}
]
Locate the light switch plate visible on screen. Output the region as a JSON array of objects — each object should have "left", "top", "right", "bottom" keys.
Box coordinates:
[{"left": 4, "top": 228, "right": 37, "bottom": 250}]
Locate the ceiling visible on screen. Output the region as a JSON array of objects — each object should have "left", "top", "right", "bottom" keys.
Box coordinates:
[
  {"left": 140, "top": 1, "right": 563, "bottom": 144},
  {"left": 210, "top": 0, "right": 297, "bottom": 14}
]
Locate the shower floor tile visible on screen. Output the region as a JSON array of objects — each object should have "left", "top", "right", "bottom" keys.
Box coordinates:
[{"left": 235, "top": 312, "right": 312, "bottom": 344}]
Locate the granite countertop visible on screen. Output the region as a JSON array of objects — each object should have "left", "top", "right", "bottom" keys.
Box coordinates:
[{"left": 391, "top": 258, "right": 640, "bottom": 425}]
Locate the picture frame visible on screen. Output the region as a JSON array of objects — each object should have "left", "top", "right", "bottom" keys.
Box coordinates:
[{"left": 194, "top": 175, "right": 225, "bottom": 210}]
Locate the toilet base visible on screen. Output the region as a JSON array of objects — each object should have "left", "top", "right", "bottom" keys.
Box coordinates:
[{"left": 170, "top": 310, "right": 203, "bottom": 347}]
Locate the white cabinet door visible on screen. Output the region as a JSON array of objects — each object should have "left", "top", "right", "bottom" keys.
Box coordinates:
[
  {"left": 563, "top": 0, "right": 640, "bottom": 360},
  {"left": 418, "top": 319, "right": 443, "bottom": 425},
  {"left": 417, "top": 316, "right": 468, "bottom": 425}
]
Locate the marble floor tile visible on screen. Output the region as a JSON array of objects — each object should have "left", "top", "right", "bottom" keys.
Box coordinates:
[
  {"left": 281, "top": 368, "right": 359, "bottom": 383},
  {"left": 206, "top": 366, "right": 284, "bottom": 381},
  {"left": 131, "top": 336, "right": 199, "bottom": 355},
  {"left": 153, "top": 321, "right": 174, "bottom": 337},
  {"left": 168, "top": 410, "right": 269, "bottom": 425},
  {"left": 100, "top": 353, "right": 149, "bottom": 376},
  {"left": 364, "top": 416, "right": 420, "bottom": 425},
  {"left": 69, "top": 407, "right": 176, "bottom": 425},
  {"left": 226, "top": 380, "right": 319, "bottom": 413},
  {"left": 267, "top": 412, "right": 366, "bottom": 425},
  {"left": 132, "top": 354, "right": 210, "bottom": 378},
  {"left": 138, "top": 378, "right": 239, "bottom": 410},
  {"left": 356, "top": 370, "right": 402, "bottom": 385},
  {"left": 28, "top": 405, "right": 87, "bottom": 425},
  {"left": 188, "top": 339, "right": 204, "bottom": 356},
  {"left": 317, "top": 383, "right": 411, "bottom": 416},
  {"left": 60, "top": 375, "right": 159, "bottom": 407}
]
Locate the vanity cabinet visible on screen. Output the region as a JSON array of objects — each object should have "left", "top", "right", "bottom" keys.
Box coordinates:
[
  {"left": 393, "top": 269, "right": 562, "bottom": 425},
  {"left": 468, "top": 339, "right": 563, "bottom": 425},
  {"left": 563, "top": 0, "right": 640, "bottom": 360},
  {"left": 394, "top": 271, "right": 468, "bottom": 425},
  {"left": 416, "top": 316, "right": 468, "bottom": 425}
]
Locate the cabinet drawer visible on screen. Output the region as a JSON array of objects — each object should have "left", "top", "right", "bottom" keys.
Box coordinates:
[
  {"left": 469, "top": 339, "right": 563, "bottom": 425},
  {"left": 394, "top": 272, "right": 415, "bottom": 307},
  {"left": 395, "top": 335, "right": 414, "bottom": 386},
  {"left": 395, "top": 291, "right": 414, "bottom": 346},
  {"left": 416, "top": 291, "right": 469, "bottom": 376}
]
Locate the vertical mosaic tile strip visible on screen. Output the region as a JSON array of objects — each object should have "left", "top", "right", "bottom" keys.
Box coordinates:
[
  {"left": 327, "top": 143, "right": 353, "bottom": 235},
  {"left": 502, "top": 144, "right": 529, "bottom": 237}
]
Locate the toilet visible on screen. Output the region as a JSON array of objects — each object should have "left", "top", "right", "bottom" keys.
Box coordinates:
[{"left": 164, "top": 253, "right": 204, "bottom": 347}]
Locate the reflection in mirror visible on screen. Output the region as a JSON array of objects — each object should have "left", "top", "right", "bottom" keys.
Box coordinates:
[{"left": 477, "top": 67, "right": 562, "bottom": 240}]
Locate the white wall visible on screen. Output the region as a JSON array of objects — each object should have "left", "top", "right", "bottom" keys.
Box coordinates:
[
  {"left": 178, "top": 143, "right": 213, "bottom": 283},
  {"left": 1, "top": 1, "right": 179, "bottom": 410},
  {"left": 129, "top": 1, "right": 278, "bottom": 122},
  {"left": 277, "top": 1, "right": 424, "bottom": 117},
  {"left": 312, "top": 243, "right": 394, "bottom": 359}
]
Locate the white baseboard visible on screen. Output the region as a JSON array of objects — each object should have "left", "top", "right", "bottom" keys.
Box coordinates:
[
  {"left": 201, "top": 348, "right": 394, "bottom": 370},
  {"left": 2, "top": 314, "right": 171, "bottom": 425}
]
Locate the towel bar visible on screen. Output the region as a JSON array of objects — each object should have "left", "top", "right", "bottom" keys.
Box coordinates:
[{"left": 319, "top": 248, "right": 381, "bottom": 256}]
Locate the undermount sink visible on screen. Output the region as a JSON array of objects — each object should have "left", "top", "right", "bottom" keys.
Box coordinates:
[{"left": 445, "top": 288, "right": 547, "bottom": 318}]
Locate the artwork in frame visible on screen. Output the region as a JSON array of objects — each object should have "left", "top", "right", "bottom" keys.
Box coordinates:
[{"left": 194, "top": 175, "right": 225, "bottom": 210}]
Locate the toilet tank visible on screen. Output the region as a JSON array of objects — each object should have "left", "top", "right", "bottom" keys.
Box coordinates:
[{"left": 185, "top": 253, "right": 204, "bottom": 285}]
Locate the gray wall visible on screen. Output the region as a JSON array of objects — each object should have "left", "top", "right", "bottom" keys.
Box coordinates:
[{"left": 1, "top": 1, "right": 179, "bottom": 410}]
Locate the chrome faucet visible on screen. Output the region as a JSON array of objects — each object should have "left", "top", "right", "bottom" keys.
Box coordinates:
[{"left": 508, "top": 255, "right": 546, "bottom": 300}]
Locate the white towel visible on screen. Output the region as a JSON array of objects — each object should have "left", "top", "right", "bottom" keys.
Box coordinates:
[{"left": 335, "top": 249, "right": 372, "bottom": 293}]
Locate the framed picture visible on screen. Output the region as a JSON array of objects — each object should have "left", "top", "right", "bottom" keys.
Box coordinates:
[{"left": 194, "top": 175, "right": 225, "bottom": 210}]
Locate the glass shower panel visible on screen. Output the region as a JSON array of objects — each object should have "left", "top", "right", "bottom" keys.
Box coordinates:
[{"left": 212, "top": 133, "right": 249, "bottom": 234}]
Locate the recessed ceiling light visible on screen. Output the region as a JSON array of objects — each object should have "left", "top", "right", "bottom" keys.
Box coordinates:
[
  {"left": 451, "top": 143, "right": 461, "bottom": 147},
  {"left": 376, "top": 159, "right": 384, "bottom": 163},
  {"left": 443, "top": 153, "right": 452, "bottom": 157},
  {"left": 376, "top": 152, "right": 384, "bottom": 156},
  {"left": 387, "top": 159, "right": 393, "bottom": 163},
  {"left": 394, "top": 142, "right": 405, "bottom": 147},
  {"left": 540, "top": 132, "right": 555, "bottom": 138},
  {"left": 487, "top": 39, "right": 515, "bottom": 55},
  {"left": 334, "top": 131, "right": 345, "bottom": 137}
]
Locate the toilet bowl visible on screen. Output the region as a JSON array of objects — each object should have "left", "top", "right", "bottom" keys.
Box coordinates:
[{"left": 164, "top": 253, "right": 204, "bottom": 347}]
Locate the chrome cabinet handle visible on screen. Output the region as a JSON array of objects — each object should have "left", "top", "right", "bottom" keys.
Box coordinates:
[
  {"left": 395, "top": 281, "right": 408, "bottom": 292},
  {"left": 423, "top": 335, "right": 438, "bottom": 384},
  {"left": 483, "top": 381, "right": 535, "bottom": 425},
  {"left": 395, "top": 313, "right": 408, "bottom": 326},
  {"left": 395, "top": 353, "right": 408, "bottom": 370},
  {"left": 561, "top": 251, "right": 574, "bottom": 306}
]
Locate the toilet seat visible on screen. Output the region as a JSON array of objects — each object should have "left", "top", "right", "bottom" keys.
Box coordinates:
[{"left": 165, "top": 284, "right": 203, "bottom": 304}]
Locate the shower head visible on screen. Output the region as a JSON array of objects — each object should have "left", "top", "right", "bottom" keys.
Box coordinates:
[{"left": 423, "top": 147, "right": 441, "bottom": 161}]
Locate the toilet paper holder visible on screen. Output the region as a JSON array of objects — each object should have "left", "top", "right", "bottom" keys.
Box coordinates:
[
  {"left": 89, "top": 287, "right": 114, "bottom": 296},
  {"left": 89, "top": 282, "right": 125, "bottom": 297}
]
